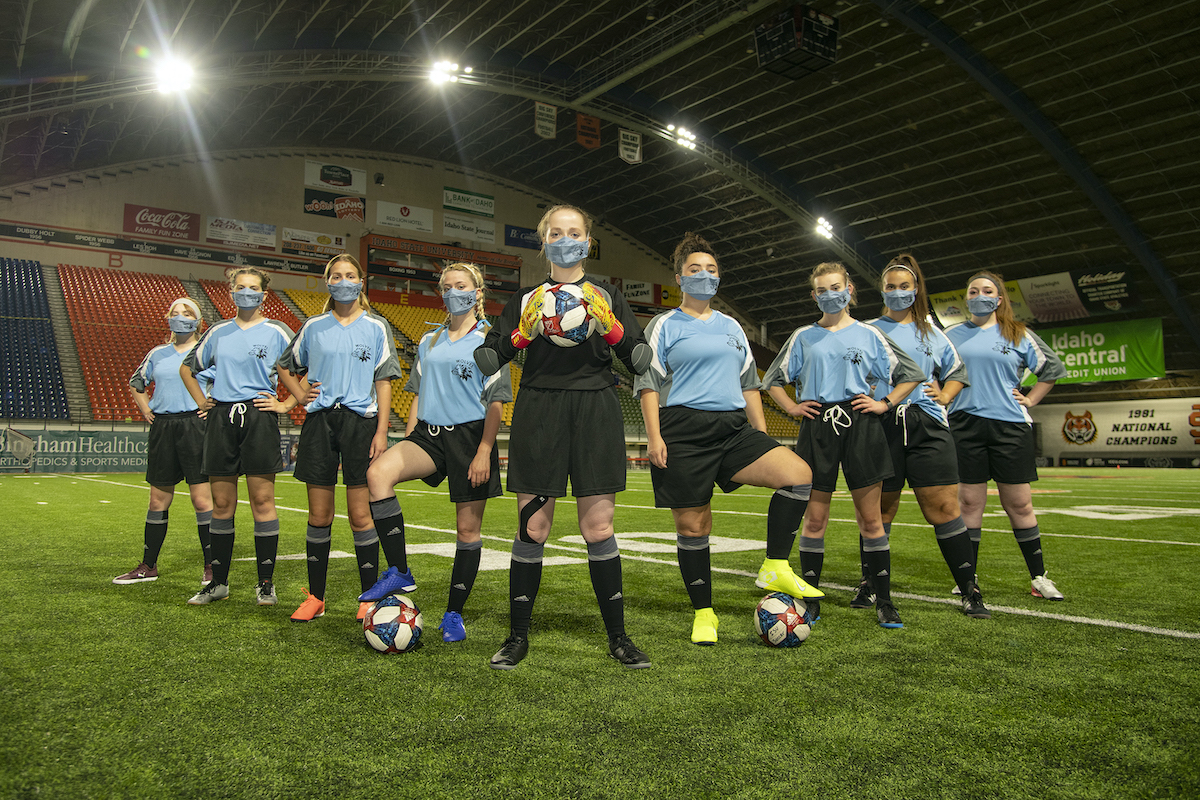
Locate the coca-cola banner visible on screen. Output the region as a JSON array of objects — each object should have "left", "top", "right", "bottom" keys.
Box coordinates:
[
  {"left": 123, "top": 204, "right": 200, "bottom": 241},
  {"left": 205, "top": 216, "right": 276, "bottom": 251},
  {"left": 304, "top": 160, "right": 368, "bottom": 196},
  {"left": 303, "top": 189, "right": 365, "bottom": 222}
]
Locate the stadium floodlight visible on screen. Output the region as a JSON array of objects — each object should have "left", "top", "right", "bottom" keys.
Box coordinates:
[
  {"left": 816, "top": 217, "right": 834, "bottom": 239},
  {"left": 430, "top": 60, "right": 464, "bottom": 84},
  {"left": 155, "top": 57, "right": 194, "bottom": 94},
  {"left": 674, "top": 126, "right": 698, "bottom": 150}
]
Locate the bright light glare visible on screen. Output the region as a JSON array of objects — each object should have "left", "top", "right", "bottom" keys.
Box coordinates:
[
  {"left": 430, "top": 60, "right": 466, "bottom": 84},
  {"left": 674, "top": 126, "right": 697, "bottom": 149},
  {"left": 155, "top": 58, "right": 193, "bottom": 94},
  {"left": 816, "top": 217, "right": 834, "bottom": 239}
]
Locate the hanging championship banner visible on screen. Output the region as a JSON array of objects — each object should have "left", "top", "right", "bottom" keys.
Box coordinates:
[
  {"left": 576, "top": 113, "right": 601, "bottom": 149},
  {"left": 535, "top": 102, "right": 557, "bottom": 140},
  {"left": 619, "top": 129, "right": 642, "bottom": 164}
]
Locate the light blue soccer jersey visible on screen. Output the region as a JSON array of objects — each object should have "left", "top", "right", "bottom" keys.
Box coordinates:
[
  {"left": 406, "top": 320, "right": 513, "bottom": 426},
  {"left": 182, "top": 317, "right": 295, "bottom": 402},
  {"left": 635, "top": 309, "right": 758, "bottom": 411},
  {"left": 130, "top": 344, "right": 203, "bottom": 414},
  {"left": 762, "top": 320, "right": 926, "bottom": 403},
  {"left": 944, "top": 322, "right": 1066, "bottom": 423},
  {"left": 279, "top": 311, "right": 403, "bottom": 417},
  {"left": 867, "top": 316, "right": 968, "bottom": 426}
]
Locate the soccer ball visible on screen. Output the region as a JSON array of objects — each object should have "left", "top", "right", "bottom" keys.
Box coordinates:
[
  {"left": 362, "top": 593, "right": 423, "bottom": 653},
  {"left": 538, "top": 282, "right": 596, "bottom": 347},
  {"left": 754, "top": 592, "right": 812, "bottom": 647}
]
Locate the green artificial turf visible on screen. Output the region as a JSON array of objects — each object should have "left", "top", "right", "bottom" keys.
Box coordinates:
[{"left": 1, "top": 469, "right": 1197, "bottom": 799}]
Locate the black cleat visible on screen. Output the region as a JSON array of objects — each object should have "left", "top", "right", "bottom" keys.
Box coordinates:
[
  {"left": 961, "top": 585, "right": 992, "bottom": 619},
  {"left": 850, "top": 581, "right": 875, "bottom": 609},
  {"left": 608, "top": 633, "right": 652, "bottom": 669},
  {"left": 877, "top": 602, "right": 904, "bottom": 629},
  {"left": 489, "top": 635, "right": 529, "bottom": 671},
  {"left": 806, "top": 598, "right": 821, "bottom": 625}
]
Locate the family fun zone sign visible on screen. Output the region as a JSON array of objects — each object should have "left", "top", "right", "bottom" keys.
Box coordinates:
[{"left": 1023, "top": 318, "right": 1164, "bottom": 385}]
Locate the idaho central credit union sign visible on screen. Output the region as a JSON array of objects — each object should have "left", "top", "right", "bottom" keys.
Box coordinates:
[{"left": 123, "top": 204, "right": 200, "bottom": 241}]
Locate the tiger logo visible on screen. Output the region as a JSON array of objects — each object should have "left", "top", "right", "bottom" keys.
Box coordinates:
[
  {"left": 353, "top": 345, "right": 372, "bottom": 362},
  {"left": 726, "top": 335, "right": 744, "bottom": 353},
  {"left": 1062, "top": 410, "right": 1097, "bottom": 445},
  {"left": 452, "top": 360, "right": 473, "bottom": 381},
  {"left": 843, "top": 347, "right": 866, "bottom": 366}
]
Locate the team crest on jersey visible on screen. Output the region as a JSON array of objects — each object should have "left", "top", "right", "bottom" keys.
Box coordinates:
[
  {"left": 992, "top": 342, "right": 1013, "bottom": 355},
  {"left": 726, "top": 335, "right": 744, "bottom": 353},
  {"left": 353, "top": 345, "right": 372, "bottom": 362},
  {"left": 843, "top": 347, "right": 866, "bottom": 366},
  {"left": 452, "top": 360, "right": 474, "bottom": 381},
  {"left": 917, "top": 341, "right": 934, "bottom": 357},
  {"left": 1061, "top": 410, "right": 1097, "bottom": 445},
  {"left": 248, "top": 345, "right": 269, "bottom": 359}
]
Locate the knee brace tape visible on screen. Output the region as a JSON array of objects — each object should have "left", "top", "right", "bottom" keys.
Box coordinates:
[{"left": 518, "top": 495, "right": 549, "bottom": 544}]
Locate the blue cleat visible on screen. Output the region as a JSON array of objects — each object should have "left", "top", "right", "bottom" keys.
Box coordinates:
[
  {"left": 357, "top": 566, "right": 416, "bottom": 601},
  {"left": 439, "top": 611, "right": 466, "bottom": 643}
]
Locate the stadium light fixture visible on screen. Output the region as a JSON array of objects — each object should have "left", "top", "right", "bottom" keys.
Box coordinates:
[
  {"left": 816, "top": 217, "right": 834, "bottom": 239},
  {"left": 674, "top": 126, "right": 697, "bottom": 150},
  {"left": 155, "top": 57, "right": 194, "bottom": 94},
  {"left": 430, "top": 60, "right": 464, "bottom": 84}
]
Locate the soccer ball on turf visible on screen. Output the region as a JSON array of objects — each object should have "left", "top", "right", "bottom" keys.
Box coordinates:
[
  {"left": 754, "top": 591, "right": 812, "bottom": 647},
  {"left": 537, "top": 282, "right": 596, "bottom": 347},
  {"left": 362, "top": 593, "right": 423, "bottom": 653}
]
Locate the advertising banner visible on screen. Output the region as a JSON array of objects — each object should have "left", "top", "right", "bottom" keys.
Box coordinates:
[
  {"left": 619, "top": 129, "right": 642, "bottom": 164},
  {"left": 205, "top": 217, "right": 276, "bottom": 251},
  {"left": 376, "top": 201, "right": 434, "bottom": 234},
  {"left": 1030, "top": 397, "right": 1200, "bottom": 467},
  {"left": 443, "top": 187, "right": 494, "bottom": 218},
  {"left": 442, "top": 211, "right": 495, "bottom": 244},
  {"left": 303, "top": 189, "right": 365, "bottom": 222},
  {"left": 1018, "top": 272, "right": 1088, "bottom": 322},
  {"left": 576, "top": 113, "right": 601, "bottom": 149},
  {"left": 281, "top": 228, "right": 347, "bottom": 259},
  {"left": 0, "top": 429, "right": 149, "bottom": 473},
  {"left": 1026, "top": 317, "right": 1164, "bottom": 385},
  {"left": 1072, "top": 267, "right": 1140, "bottom": 315},
  {"left": 304, "top": 160, "right": 368, "bottom": 195},
  {"left": 363, "top": 233, "right": 522, "bottom": 270},
  {"left": 123, "top": 204, "right": 200, "bottom": 241},
  {"left": 534, "top": 101, "right": 557, "bottom": 139},
  {"left": 504, "top": 224, "right": 541, "bottom": 250},
  {"left": 623, "top": 281, "right": 655, "bottom": 305}
]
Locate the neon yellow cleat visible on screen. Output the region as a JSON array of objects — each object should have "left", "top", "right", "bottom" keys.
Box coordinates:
[
  {"left": 755, "top": 558, "right": 825, "bottom": 598},
  {"left": 691, "top": 607, "right": 719, "bottom": 645}
]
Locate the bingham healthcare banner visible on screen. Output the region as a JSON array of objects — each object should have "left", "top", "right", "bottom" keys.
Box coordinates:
[{"left": 1025, "top": 317, "right": 1164, "bottom": 384}]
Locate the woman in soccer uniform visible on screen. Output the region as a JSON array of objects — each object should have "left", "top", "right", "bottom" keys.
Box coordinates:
[
  {"left": 944, "top": 271, "right": 1067, "bottom": 600},
  {"left": 861, "top": 254, "right": 989, "bottom": 618},
  {"left": 181, "top": 267, "right": 297, "bottom": 607},
  {"left": 472, "top": 204, "right": 653, "bottom": 671},
  {"left": 277, "top": 255, "right": 403, "bottom": 623},
  {"left": 114, "top": 298, "right": 214, "bottom": 589},
  {"left": 762, "top": 262, "right": 923, "bottom": 628},
  {"left": 636, "top": 232, "right": 822, "bottom": 646},
  {"left": 359, "top": 262, "right": 511, "bottom": 643}
]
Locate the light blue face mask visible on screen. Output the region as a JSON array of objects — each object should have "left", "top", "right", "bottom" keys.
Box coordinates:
[
  {"left": 168, "top": 315, "right": 200, "bottom": 333},
  {"left": 679, "top": 271, "right": 720, "bottom": 301},
  {"left": 443, "top": 288, "right": 477, "bottom": 316},
  {"left": 232, "top": 288, "right": 264, "bottom": 309},
  {"left": 544, "top": 236, "right": 589, "bottom": 268},
  {"left": 883, "top": 289, "right": 916, "bottom": 311},
  {"left": 967, "top": 295, "right": 1001, "bottom": 316},
  {"left": 815, "top": 288, "right": 851, "bottom": 314},
  {"left": 327, "top": 279, "right": 363, "bottom": 304}
]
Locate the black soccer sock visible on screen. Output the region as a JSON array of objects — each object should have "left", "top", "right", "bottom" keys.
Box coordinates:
[
  {"left": 209, "top": 516, "right": 235, "bottom": 586},
  {"left": 370, "top": 496, "right": 408, "bottom": 572},
  {"left": 448, "top": 539, "right": 483, "bottom": 614},
  {"left": 934, "top": 517, "right": 976, "bottom": 593},
  {"left": 798, "top": 535, "right": 825, "bottom": 588},
  {"left": 509, "top": 539, "right": 543, "bottom": 638},
  {"left": 863, "top": 533, "right": 893, "bottom": 605},
  {"left": 353, "top": 527, "right": 380, "bottom": 594},
  {"left": 766, "top": 485, "right": 811, "bottom": 559},
  {"left": 967, "top": 527, "right": 982, "bottom": 568},
  {"left": 677, "top": 534, "right": 712, "bottom": 610},
  {"left": 253, "top": 519, "right": 280, "bottom": 583},
  {"left": 588, "top": 537, "right": 625, "bottom": 637},
  {"left": 196, "top": 510, "right": 212, "bottom": 565},
  {"left": 1014, "top": 524, "right": 1046, "bottom": 578},
  {"left": 143, "top": 509, "right": 168, "bottom": 568},
  {"left": 305, "top": 524, "right": 332, "bottom": 600}
]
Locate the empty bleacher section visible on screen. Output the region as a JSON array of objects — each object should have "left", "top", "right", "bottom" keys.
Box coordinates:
[
  {"left": 0, "top": 259, "right": 70, "bottom": 419},
  {"left": 58, "top": 265, "right": 191, "bottom": 422}
]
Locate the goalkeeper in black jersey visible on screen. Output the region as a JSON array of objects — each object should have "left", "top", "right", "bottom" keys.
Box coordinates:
[{"left": 474, "top": 203, "right": 653, "bottom": 671}]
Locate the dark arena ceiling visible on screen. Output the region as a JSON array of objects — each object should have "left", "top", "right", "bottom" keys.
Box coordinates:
[{"left": 2, "top": 0, "right": 1198, "bottom": 395}]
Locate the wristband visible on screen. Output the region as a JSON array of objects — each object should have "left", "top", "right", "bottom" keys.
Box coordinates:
[{"left": 884, "top": 397, "right": 895, "bottom": 411}]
